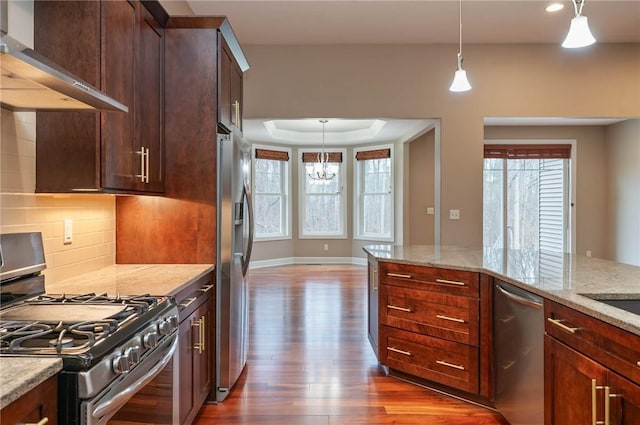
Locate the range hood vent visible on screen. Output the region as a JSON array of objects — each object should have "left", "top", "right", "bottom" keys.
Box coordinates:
[{"left": 0, "top": 34, "right": 128, "bottom": 112}]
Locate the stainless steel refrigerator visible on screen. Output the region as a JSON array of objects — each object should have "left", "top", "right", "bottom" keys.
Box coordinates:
[{"left": 215, "top": 130, "right": 254, "bottom": 402}]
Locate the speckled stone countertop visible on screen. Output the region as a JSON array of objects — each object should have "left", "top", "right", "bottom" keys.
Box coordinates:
[
  {"left": 0, "top": 357, "right": 62, "bottom": 409},
  {"left": 363, "top": 245, "right": 640, "bottom": 336},
  {"left": 45, "top": 264, "right": 215, "bottom": 296}
]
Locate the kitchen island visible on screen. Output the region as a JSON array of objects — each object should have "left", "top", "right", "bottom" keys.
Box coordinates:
[
  {"left": 364, "top": 245, "right": 640, "bottom": 336},
  {"left": 365, "top": 244, "right": 640, "bottom": 424}
]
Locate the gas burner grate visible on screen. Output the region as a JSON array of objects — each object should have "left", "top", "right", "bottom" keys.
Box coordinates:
[{"left": 0, "top": 318, "right": 120, "bottom": 354}]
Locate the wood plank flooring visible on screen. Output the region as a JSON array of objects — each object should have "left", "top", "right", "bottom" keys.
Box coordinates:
[{"left": 195, "top": 264, "right": 509, "bottom": 425}]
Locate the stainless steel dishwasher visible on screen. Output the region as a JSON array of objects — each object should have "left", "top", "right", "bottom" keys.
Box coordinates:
[{"left": 493, "top": 280, "right": 544, "bottom": 425}]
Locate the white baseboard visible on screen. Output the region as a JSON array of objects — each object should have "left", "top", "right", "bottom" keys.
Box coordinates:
[{"left": 249, "top": 256, "right": 367, "bottom": 269}]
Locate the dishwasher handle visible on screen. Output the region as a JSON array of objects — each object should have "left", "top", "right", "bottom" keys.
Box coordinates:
[{"left": 496, "top": 284, "right": 543, "bottom": 310}]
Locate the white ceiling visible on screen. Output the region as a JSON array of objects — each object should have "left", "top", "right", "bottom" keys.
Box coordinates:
[
  {"left": 244, "top": 118, "right": 437, "bottom": 146},
  {"left": 158, "top": 0, "right": 637, "bottom": 144},
  {"left": 161, "top": 0, "right": 640, "bottom": 45}
]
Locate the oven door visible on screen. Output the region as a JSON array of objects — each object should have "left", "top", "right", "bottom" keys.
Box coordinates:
[{"left": 82, "top": 333, "right": 178, "bottom": 425}]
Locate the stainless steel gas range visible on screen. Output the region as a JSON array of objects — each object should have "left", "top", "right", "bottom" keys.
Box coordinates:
[{"left": 0, "top": 233, "right": 179, "bottom": 425}]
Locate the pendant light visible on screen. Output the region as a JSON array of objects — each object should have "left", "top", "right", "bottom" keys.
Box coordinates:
[
  {"left": 308, "top": 119, "right": 336, "bottom": 181},
  {"left": 562, "top": 0, "right": 596, "bottom": 48},
  {"left": 449, "top": 0, "right": 471, "bottom": 92}
]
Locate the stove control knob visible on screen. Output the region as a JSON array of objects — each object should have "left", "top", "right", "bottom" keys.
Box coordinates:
[
  {"left": 143, "top": 332, "right": 159, "bottom": 349},
  {"left": 158, "top": 320, "right": 171, "bottom": 336},
  {"left": 125, "top": 346, "right": 141, "bottom": 366},
  {"left": 169, "top": 315, "right": 179, "bottom": 329},
  {"left": 158, "top": 316, "right": 178, "bottom": 336},
  {"left": 112, "top": 355, "right": 130, "bottom": 374}
]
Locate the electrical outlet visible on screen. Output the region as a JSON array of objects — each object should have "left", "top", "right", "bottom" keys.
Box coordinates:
[
  {"left": 426, "top": 207, "right": 435, "bottom": 215},
  {"left": 323, "top": 244, "right": 329, "bottom": 251},
  {"left": 449, "top": 209, "right": 460, "bottom": 220},
  {"left": 586, "top": 250, "right": 592, "bottom": 257},
  {"left": 64, "top": 219, "right": 73, "bottom": 244}
]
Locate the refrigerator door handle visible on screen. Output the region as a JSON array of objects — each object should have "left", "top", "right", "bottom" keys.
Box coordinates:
[{"left": 241, "top": 179, "right": 254, "bottom": 277}]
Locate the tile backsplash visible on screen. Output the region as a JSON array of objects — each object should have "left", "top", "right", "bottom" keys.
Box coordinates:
[{"left": 1, "top": 109, "right": 116, "bottom": 284}]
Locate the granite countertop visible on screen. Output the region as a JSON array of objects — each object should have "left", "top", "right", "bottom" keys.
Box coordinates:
[
  {"left": 363, "top": 244, "right": 640, "bottom": 337},
  {"left": 45, "top": 264, "right": 216, "bottom": 297},
  {"left": 0, "top": 357, "right": 62, "bottom": 409}
]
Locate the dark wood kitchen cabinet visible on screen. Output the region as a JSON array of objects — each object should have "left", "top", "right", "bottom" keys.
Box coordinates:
[
  {"left": 545, "top": 300, "right": 640, "bottom": 425},
  {"left": 367, "top": 255, "right": 379, "bottom": 358},
  {"left": 175, "top": 272, "right": 215, "bottom": 425},
  {"left": 377, "top": 262, "right": 493, "bottom": 400},
  {"left": 219, "top": 37, "right": 244, "bottom": 132},
  {"left": 0, "top": 375, "right": 57, "bottom": 425},
  {"left": 116, "top": 16, "right": 249, "bottom": 265},
  {"left": 34, "top": 0, "right": 166, "bottom": 194}
]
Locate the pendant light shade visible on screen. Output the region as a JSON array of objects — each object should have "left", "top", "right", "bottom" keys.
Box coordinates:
[
  {"left": 562, "top": 0, "right": 596, "bottom": 48},
  {"left": 449, "top": 54, "right": 472, "bottom": 92},
  {"left": 449, "top": 0, "right": 471, "bottom": 92}
]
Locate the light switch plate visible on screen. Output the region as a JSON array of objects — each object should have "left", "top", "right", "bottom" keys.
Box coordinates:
[{"left": 64, "top": 219, "right": 73, "bottom": 244}]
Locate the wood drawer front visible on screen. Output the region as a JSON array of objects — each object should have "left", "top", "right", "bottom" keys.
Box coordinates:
[
  {"left": 380, "top": 326, "right": 479, "bottom": 394},
  {"left": 380, "top": 262, "right": 479, "bottom": 298},
  {"left": 380, "top": 284, "right": 479, "bottom": 346},
  {"left": 545, "top": 300, "right": 640, "bottom": 386},
  {"left": 174, "top": 272, "right": 215, "bottom": 320}
]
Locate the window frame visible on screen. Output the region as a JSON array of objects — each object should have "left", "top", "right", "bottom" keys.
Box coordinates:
[
  {"left": 298, "top": 147, "right": 348, "bottom": 239},
  {"left": 482, "top": 139, "right": 576, "bottom": 254},
  {"left": 252, "top": 144, "right": 292, "bottom": 242},
  {"left": 353, "top": 144, "right": 395, "bottom": 242}
]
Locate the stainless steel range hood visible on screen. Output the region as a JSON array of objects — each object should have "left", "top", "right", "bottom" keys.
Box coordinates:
[{"left": 0, "top": 1, "right": 127, "bottom": 112}]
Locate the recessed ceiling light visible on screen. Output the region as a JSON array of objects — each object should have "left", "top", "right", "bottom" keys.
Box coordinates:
[{"left": 546, "top": 3, "right": 565, "bottom": 12}]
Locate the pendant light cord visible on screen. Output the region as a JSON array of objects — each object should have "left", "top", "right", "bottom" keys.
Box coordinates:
[
  {"left": 572, "top": 0, "right": 584, "bottom": 18},
  {"left": 458, "top": 0, "right": 463, "bottom": 56}
]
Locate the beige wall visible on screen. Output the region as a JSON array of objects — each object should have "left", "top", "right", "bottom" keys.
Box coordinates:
[
  {"left": 405, "top": 130, "right": 436, "bottom": 245},
  {"left": 605, "top": 120, "right": 640, "bottom": 266},
  {"left": 243, "top": 43, "right": 640, "bottom": 248},
  {"left": 483, "top": 125, "right": 609, "bottom": 258}
]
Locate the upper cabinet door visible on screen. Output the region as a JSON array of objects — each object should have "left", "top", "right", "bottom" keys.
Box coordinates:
[
  {"left": 218, "top": 36, "right": 243, "bottom": 132},
  {"left": 101, "top": 0, "right": 137, "bottom": 191},
  {"left": 135, "top": 6, "right": 165, "bottom": 193}
]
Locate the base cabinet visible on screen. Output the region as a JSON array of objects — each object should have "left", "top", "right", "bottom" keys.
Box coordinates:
[
  {"left": 544, "top": 300, "right": 640, "bottom": 425},
  {"left": 175, "top": 273, "right": 215, "bottom": 425},
  {"left": 367, "top": 256, "right": 379, "bottom": 357},
  {"left": 0, "top": 375, "right": 57, "bottom": 425},
  {"left": 377, "top": 262, "right": 491, "bottom": 400}
]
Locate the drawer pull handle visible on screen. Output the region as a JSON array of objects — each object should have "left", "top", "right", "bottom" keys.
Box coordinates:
[
  {"left": 501, "top": 360, "right": 516, "bottom": 370},
  {"left": 180, "top": 297, "right": 197, "bottom": 308},
  {"left": 387, "top": 272, "right": 412, "bottom": 279},
  {"left": 24, "top": 419, "right": 49, "bottom": 425},
  {"left": 436, "top": 360, "right": 465, "bottom": 371},
  {"left": 547, "top": 317, "right": 579, "bottom": 334},
  {"left": 387, "top": 304, "right": 412, "bottom": 313},
  {"left": 435, "top": 278, "right": 466, "bottom": 287},
  {"left": 198, "top": 284, "right": 214, "bottom": 293},
  {"left": 387, "top": 346, "right": 412, "bottom": 356},
  {"left": 436, "top": 314, "right": 465, "bottom": 323}
]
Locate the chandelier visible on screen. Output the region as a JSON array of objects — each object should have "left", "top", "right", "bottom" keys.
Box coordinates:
[{"left": 308, "top": 119, "right": 336, "bottom": 181}]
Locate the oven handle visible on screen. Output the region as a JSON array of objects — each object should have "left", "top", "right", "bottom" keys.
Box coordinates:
[{"left": 90, "top": 332, "right": 178, "bottom": 423}]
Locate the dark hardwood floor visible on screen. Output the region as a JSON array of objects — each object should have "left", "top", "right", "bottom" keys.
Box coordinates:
[{"left": 195, "top": 264, "right": 509, "bottom": 425}]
